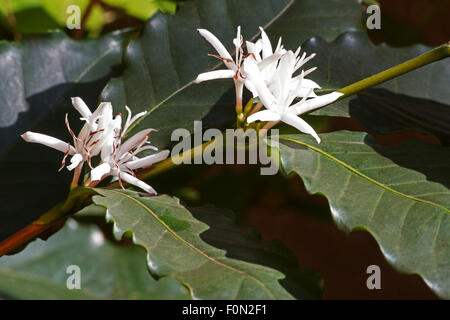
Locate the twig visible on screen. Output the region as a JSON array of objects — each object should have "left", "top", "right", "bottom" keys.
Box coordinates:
[
  {"left": 72, "top": 0, "right": 99, "bottom": 39},
  {"left": 2, "top": 0, "right": 21, "bottom": 41}
]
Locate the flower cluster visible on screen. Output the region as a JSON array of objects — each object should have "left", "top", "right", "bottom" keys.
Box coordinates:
[
  {"left": 195, "top": 26, "right": 343, "bottom": 143},
  {"left": 21, "top": 98, "right": 169, "bottom": 194}
]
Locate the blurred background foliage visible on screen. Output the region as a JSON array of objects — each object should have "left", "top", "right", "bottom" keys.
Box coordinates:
[
  {"left": 0, "top": 0, "right": 179, "bottom": 39},
  {"left": 0, "top": 0, "right": 449, "bottom": 299},
  {"left": 0, "top": 0, "right": 448, "bottom": 45}
]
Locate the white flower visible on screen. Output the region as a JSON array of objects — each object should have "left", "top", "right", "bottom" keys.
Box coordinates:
[
  {"left": 21, "top": 97, "right": 113, "bottom": 171},
  {"left": 287, "top": 46, "right": 321, "bottom": 98},
  {"left": 66, "top": 97, "right": 113, "bottom": 170},
  {"left": 194, "top": 27, "right": 244, "bottom": 82},
  {"left": 90, "top": 107, "right": 169, "bottom": 194},
  {"left": 22, "top": 98, "right": 168, "bottom": 192},
  {"left": 194, "top": 26, "right": 246, "bottom": 109},
  {"left": 194, "top": 26, "right": 284, "bottom": 111},
  {"left": 247, "top": 29, "right": 320, "bottom": 100},
  {"left": 245, "top": 51, "right": 343, "bottom": 143},
  {"left": 20, "top": 131, "right": 76, "bottom": 156},
  {"left": 245, "top": 27, "right": 286, "bottom": 96}
]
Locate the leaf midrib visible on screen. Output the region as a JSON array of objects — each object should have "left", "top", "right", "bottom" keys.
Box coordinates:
[
  {"left": 101, "top": 189, "right": 277, "bottom": 299},
  {"left": 277, "top": 135, "right": 450, "bottom": 214}
]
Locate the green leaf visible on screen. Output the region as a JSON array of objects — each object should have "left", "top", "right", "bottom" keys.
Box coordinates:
[
  {"left": 264, "top": 0, "right": 364, "bottom": 46},
  {"left": 304, "top": 31, "right": 450, "bottom": 118},
  {"left": 0, "top": 0, "right": 41, "bottom": 14},
  {"left": 93, "top": 189, "right": 322, "bottom": 299},
  {"left": 348, "top": 88, "right": 450, "bottom": 145},
  {"left": 0, "top": 30, "right": 129, "bottom": 241},
  {"left": 100, "top": 0, "right": 364, "bottom": 149},
  {"left": 13, "top": 7, "right": 61, "bottom": 35},
  {"left": 272, "top": 131, "right": 450, "bottom": 298},
  {"left": 0, "top": 1, "right": 61, "bottom": 35},
  {"left": 0, "top": 219, "right": 190, "bottom": 299},
  {"left": 103, "top": 0, "right": 177, "bottom": 20}
]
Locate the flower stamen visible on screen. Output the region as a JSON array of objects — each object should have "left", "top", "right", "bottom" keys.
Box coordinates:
[{"left": 58, "top": 143, "right": 71, "bottom": 172}]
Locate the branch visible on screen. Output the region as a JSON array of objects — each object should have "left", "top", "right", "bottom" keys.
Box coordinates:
[
  {"left": 0, "top": 187, "right": 95, "bottom": 257},
  {"left": 1, "top": 0, "right": 21, "bottom": 41}
]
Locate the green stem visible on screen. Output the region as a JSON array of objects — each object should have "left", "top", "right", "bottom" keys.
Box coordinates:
[{"left": 337, "top": 43, "right": 450, "bottom": 100}]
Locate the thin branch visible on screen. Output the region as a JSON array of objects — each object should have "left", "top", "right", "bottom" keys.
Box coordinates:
[
  {"left": 2, "top": 0, "right": 21, "bottom": 41},
  {"left": 336, "top": 43, "right": 450, "bottom": 101},
  {"left": 72, "top": 0, "right": 99, "bottom": 39}
]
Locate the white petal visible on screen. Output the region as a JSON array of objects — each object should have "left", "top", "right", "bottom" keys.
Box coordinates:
[
  {"left": 71, "top": 97, "right": 92, "bottom": 120},
  {"left": 21, "top": 131, "right": 76, "bottom": 155},
  {"left": 91, "top": 163, "right": 111, "bottom": 181},
  {"left": 295, "top": 87, "right": 318, "bottom": 98},
  {"left": 295, "top": 52, "right": 316, "bottom": 72},
  {"left": 288, "top": 76, "right": 311, "bottom": 107},
  {"left": 89, "top": 102, "right": 113, "bottom": 133},
  {"left": 299, "top": 78, "right": 321, "bottom": 89},
  {"left": 198, "top": 29, "right": 233, "bottom": 63},
  {"left": 257, "top": 53, "right": 282, "bottom": 71},
  {"left": 281, "top": 113, "right": 321, "bottom": 143},
  {"left": 124, "top": 105, "right": 133, "bottom": 131},
  {"left": 194, "top": 70, "right": 235, "bottom": 83},
  {"left": 293, "top": 91, "right": 344, "bottom": 115},
  {"left": 67, "top": 153, "right": 83, "bottom": 171},
  {"left": 303, "top": 67, "right": 317, "bottom": 77},
  {"left": 119, "top": 172, "right": 157, "bottom": 195},
  {"left": 275, "top": 37, "right": 285, "bottom": 54},
  {"left": 243, "top": 58, "right": 277, "bottom": 110},
  {"left": 277, "top": 51, "right": 296, "bottom": 104},
  {"left": 123, "top": 106, "right": 147, "bottom": 134},
  {"left": 244, "top": 80, "right": 259, "bottom": 98},
  {"left": 99, "top": 115, "right": 122, "bottom": 161},
  {"left": 117, "top": 129, "right": 153, "bottom": 157},
  {"left": 95, "top": 102, "right": 113, "bottom": 122},
  {"left": 126, "top": 150, "right": 170, "bottom": 170},
  {"left": 88, "top": 107, "right": 116, "bottom": 158},
  {"left": 233, "top": 26, "right": 242, "bottom": 48},
  {"left": 294, "top": 46, "right": 302, "bottom": 58},
  {"left": 246, "top": 40, "right": 262, "bottom": 60},
  {"left": 247, "top": 110, "right": 281, "bottom": 123},
  {"left": 259, "top": 27, "right": 273, "bottom": 58},
  {"left": 128, "top": 111, "right": 147, "bottom": 127}
]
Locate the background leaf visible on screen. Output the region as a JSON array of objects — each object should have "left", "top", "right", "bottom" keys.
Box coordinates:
[
  {"left": 0, "top": 219, "right": 190, "bottom": 299},
  {"left": 93, "top": 189, "right": 322, "bottom": 299},
  {"left": 0, "top": 2, "right": 60, "bottom": 35},
  {"left": 299, "top": 31, "right": 450, "bottom": 121},
  {"left": 348, "top": 88, "right": 450, "bottom": 145},
  {"left": 272, "top": 131, "right": 450, "bottom": 298}
]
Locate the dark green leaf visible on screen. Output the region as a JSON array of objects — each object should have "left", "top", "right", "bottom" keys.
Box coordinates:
[
  {"left": 93, "top": 190, "right": 322, "bottom": 299},
  {"left": 304, "top": 31, "right": 449, "bottom": 119},
  {"left": 14, "top": 7, "right": 60, "bottom": 35},
  {"left": 348, "top": 88, "right": 450, "bottom": 145},
  {"left": 0, "top": 220, "right": 190, "bottom": 299},
  {"left": 272, "top": 131, "right": 450, "bottom": 298}
]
